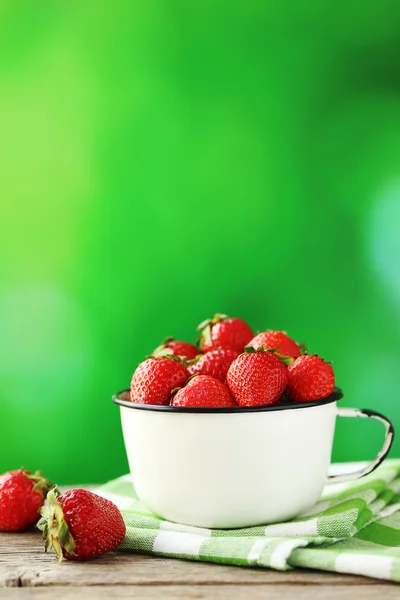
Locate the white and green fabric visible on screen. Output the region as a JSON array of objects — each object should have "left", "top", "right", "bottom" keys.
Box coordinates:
[{"left": 96, "top": 459, "right": 400, "bottom": 582}]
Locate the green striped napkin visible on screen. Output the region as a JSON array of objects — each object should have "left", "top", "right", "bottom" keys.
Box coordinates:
[{"left": 96, "top": 459, "right": 400, "bottom": 582}]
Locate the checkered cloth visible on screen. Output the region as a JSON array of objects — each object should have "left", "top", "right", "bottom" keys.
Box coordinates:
[{"left": 96, "top": 460, "right": 400, "bottom": 582}]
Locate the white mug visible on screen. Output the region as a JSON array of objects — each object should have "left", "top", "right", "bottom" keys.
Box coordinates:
[{"left": 113, "top": 390, "right": 394, "bottom": 529}]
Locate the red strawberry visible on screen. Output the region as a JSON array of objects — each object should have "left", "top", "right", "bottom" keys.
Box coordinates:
[
  {"left": 0, "top": 469, "right": 53, "bottom": 532},
  {"left": 227, "top": 348, "right": 288, "bottom": 407},
  {"left": 286, "top": 355, "right": 335, "bottom": 402},
  {"left": 249, "top": 330, "right": 302, "bottom": 358},
  {"left": 187, "top": 348, "right": 239, "bottom": 382},
  {"left": 130, "top": 357, "right": 189, "bottom": 405},
  {"left": 197, "top": 314, "right": 253, "bottom": 353},
  {"left": 39, "top": 488, "right": 126, "bottom": 562},
  {"left": 171, "top": 375, "right": 237, "bottom": 408},
  {"left": 153, "top": 337, "right": 199, "bottom": 361}
]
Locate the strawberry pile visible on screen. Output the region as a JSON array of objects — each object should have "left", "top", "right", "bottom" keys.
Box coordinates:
[{"left": 129, "top": 313, "right": 336, "bottom": 408}]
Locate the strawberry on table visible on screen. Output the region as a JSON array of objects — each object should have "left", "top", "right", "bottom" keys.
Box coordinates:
[
  {"left": 152, "top": 337, "right": 199, "bottom": 361},
  {"left": 249, "top": 330, "right": 302, "bottom": 358},
  {"left": 130, "top": 356, "right": 189, "bottom": 405},
  {"left": 286, "top": 355, "right": 335, "bottom": 402},
  {"left": 0, "top": 469, "right": 53, "bottom": 532},
  {"left": 187, "top": 348, "right": 239, "bottom": 382},
  {"left": 227, "top": 347, "right": 289, "bottom": 407},
  {"left": 171, "top": 375, "right": 237, "bottom": 408},
  {"left": 38, "top": 488, "right": 126, "bottom": 561},
  {"left": 197, "top": 314, "right": 253, "bottom": 353}
]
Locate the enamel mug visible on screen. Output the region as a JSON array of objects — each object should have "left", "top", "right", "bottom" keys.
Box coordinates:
[{"left": 113, "top": 390, "right": 394, "bottom": 529}]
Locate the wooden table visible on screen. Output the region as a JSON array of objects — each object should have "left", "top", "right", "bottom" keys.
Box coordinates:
[
  {"left": 1, "top": 485, "right": 398, "bottom": 599},
  {"left": 3, "top": 533, "right": 399, "bottom": 599}
]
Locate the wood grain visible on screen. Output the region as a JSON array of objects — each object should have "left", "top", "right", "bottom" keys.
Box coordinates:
[
  {"left": 0, "top": 585, "right": 399, "bottom": 600},
  {"left": 0, "top": 531, "right": 391, "bottom": 589}
]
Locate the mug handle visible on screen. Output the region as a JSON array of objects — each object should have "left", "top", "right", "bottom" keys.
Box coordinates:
[{"left": 328, "top": 407, "right": 395, "bottom": 484}]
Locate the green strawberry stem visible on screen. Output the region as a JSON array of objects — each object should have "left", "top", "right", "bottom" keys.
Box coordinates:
[
  {"left": 185, "top": 354, "right": 203, "bottom": 366},
  {"left": 38, "top": 487, "right": 75, "bottom": 563},
  {"left": 298, "top": 342, "right": 307, "bottom": 355},
  {"left": 25, "top": 470, "right": 53, "bottom": 496},
  {"left": 151, "top": 346, "right": 175, "bottom": 358},
  {"left": 145, "top": 352, "right": 183, "bottom": 364},
  {"left": 278, "top": 355, "right": 295, "bottom": 366},
  {"left": 196, "top": 313, "right": 228, "bottom": 332},
  {"left": 197, "top": 323, "right": 212, "bottom": 348},
  {"left": 243, "top": 345, "right": 294, "bottom": 365},
  {"left": 243, "top": 345, "right": 259, "bottom": 353},
  {"left": 196, "top": 313, "right": 229, "bottom": 349},
  {"left": 151, "top": 337, "right": 175, "bottom": 357}
]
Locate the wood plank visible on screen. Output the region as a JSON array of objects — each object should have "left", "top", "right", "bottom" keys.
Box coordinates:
[
  {"left": 0, "top": 531, "right": 391, "bottom": 589},
  {"left": 1, "top": 556, "right": 388, "bottom": 588},
  {"left": 0, "top": 585, "right": 399, "bottom": 599},
  {"left": 0, "top": 532, "right": 390, "bottom": 588}
]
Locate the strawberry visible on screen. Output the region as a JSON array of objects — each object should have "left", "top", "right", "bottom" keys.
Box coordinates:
[
  {"left": 0, "top": 469, "right": 53, "bottom": 532},
  {"left": 197, "top": 314, "right": 253, "bottom": 353},
  {"left": 226, "top": 348, "right": 289, "bottom": 407},
  {"left": 171, "top": 375, "right": 237, "bottom": 408},
  {"left": 38, "top": 488, "right": 126, "bottom": 562},
  {"left": 153, "top": 337, "right": 199, "bottom": 361},
  {"left": 249, "top": 330, "right": 302, "bottom": 358},
  {"left": 286, "top": 355, "right": 335, "bottom": 402},
  {"left": 187, "top": 348, "right": 239, "bottom": 382},
  {"left": 130, "top": 356, "right": 189, "bottom": 405}
]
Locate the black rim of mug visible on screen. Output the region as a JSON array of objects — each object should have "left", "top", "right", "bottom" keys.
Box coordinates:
[{"left": 112, "top": 388, "right": 344, "bottom": 413}]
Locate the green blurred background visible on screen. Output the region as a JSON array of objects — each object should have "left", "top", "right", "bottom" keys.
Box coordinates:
[{"left": 1, "top": 2, "right": 399, "bottom": 484}]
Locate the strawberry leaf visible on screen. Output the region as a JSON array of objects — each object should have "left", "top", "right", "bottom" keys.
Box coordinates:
[
  {"left": 38, "top": 486, "right": 75, "bottom": 563},
  {"left": 298, "top": 342, "right": 307, "bottom": 355},
  {"left": 276, "top": 353, "right": 295, "bottom": 366}
]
